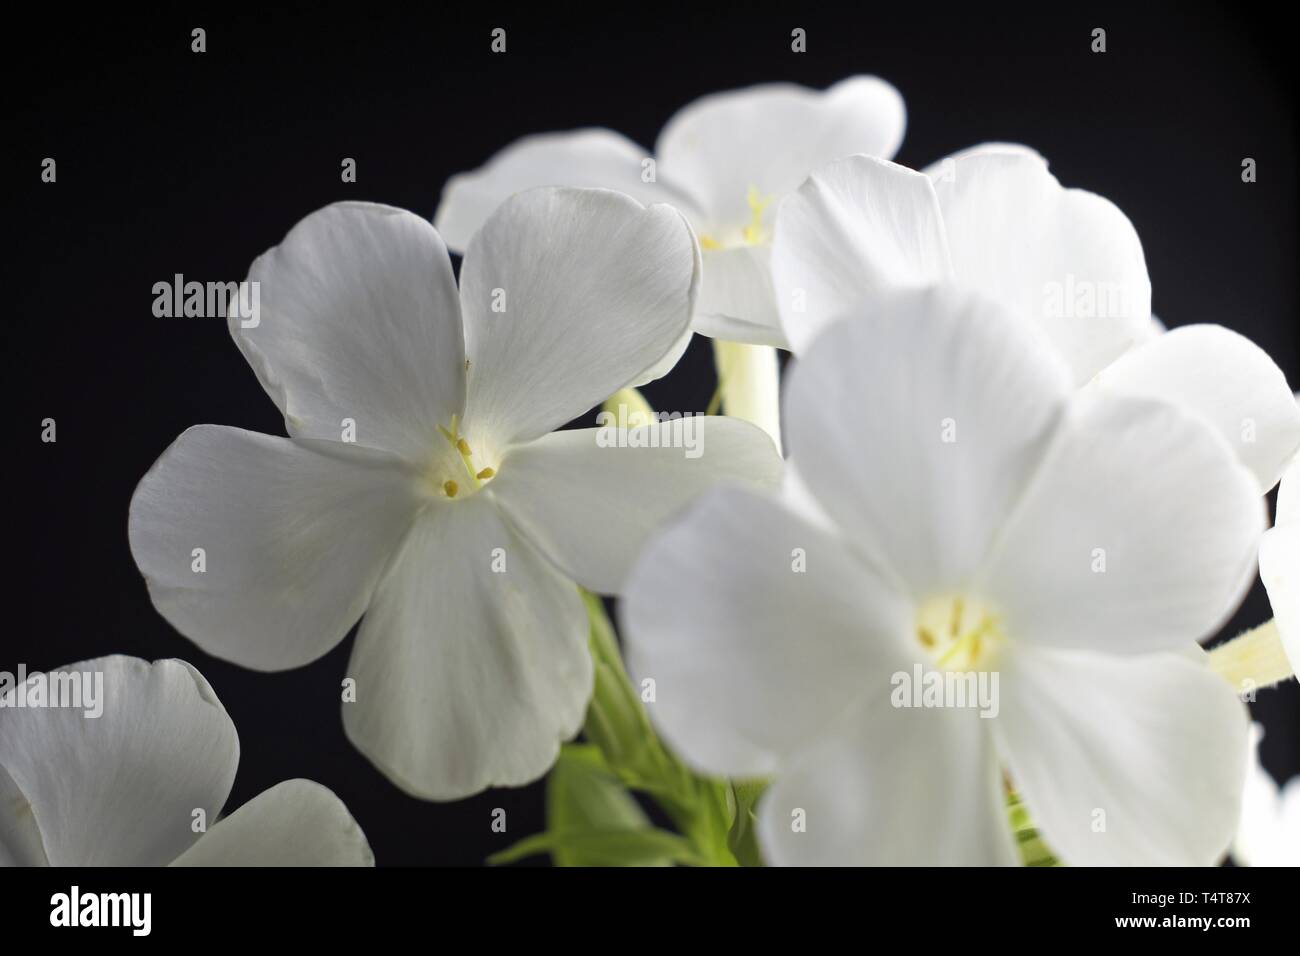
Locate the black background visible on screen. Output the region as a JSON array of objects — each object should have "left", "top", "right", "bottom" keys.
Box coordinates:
[{"left": 9, "top": 2, "right": 1298, "bottom": 866}]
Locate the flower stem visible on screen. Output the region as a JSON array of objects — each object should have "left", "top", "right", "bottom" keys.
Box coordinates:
[
  {"left": 711, "top": 339, "right": 782, "bottom": 452},
  {"left": 1208, "top": 618, "right": 1295, "bottom": 694}
]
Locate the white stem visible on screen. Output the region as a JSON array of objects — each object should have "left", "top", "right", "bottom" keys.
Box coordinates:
[{"left": 712, "top": 339, "right": 782, "bottom": 454}]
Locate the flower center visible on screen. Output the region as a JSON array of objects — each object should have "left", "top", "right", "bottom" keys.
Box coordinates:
[
  {"left": 422, "top": 415, "right": 497, "bottom": 500},
  {"left": 699, "top": 185, "right": 776, "bottom": 250},
  {"left": 914, "top": 595, "right": 1005, "bottom": 671}
]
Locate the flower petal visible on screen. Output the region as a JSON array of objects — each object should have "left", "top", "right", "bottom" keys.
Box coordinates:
[
  {"left": 620, "top": 485, "right": 911, "bottom": 777},
  {"left": 933, "top": 150, "right": 1152, "bottom": 384},
  {"left": 691, "top": 243, "right": 787, "bottom": 347},
  {"left": 1089, "top": 325, "right": 1300, "bottom": 493},
  {"left": 1261, "top": 459, "right": 1300, "bottom": 671},
  {"left": 234, "top": 202, "right": 466, "bottom": 463},
  {"left": 489, "top": 417, "right": 782, "bottom": 595},
  {"left": 0, "top": 763, "right": 49, "bottom": 866},
  {"left": 129, "top": 426, "right": 422, "bottom": 671},
  {"left": 171, "top": 780, "right": 373, "bottom": 866},
  {"left": 993, "top": 645, "right": 1249, "bottom": 866},
  {"left": 342, "top": 496, "right": 591, "bottom": 800},
  {"left": 435, "top": 129, "right": 698, "bottom": 253},
  {"left": 979, "top": 392, "right": 1266, "bottom": 654},
  {"left": 656, "top": 77, "right": 906, "bottom": 228},
  {"left": 459, "top": 188, "right": 698, "bottom": 445},
  {"left": 757, "top": 694, "right": 1015, "bottom": 866},
  {"left": 0, "top": 657, "right": 238, "bottom": 866},
  {"left": 784, "top": 285, "right": 1072, "bottom": 598},
  {"left": 921, "top": 142, "right": 1048, "bottom": 181},
  {"left": 771, "top": 154, "right": 952, "bottom": 354}
]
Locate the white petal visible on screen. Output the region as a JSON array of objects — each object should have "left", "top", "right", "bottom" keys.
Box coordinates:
[
  {"left": 921, "top": 142, "right": 1047, "bottom": 181},
  {"left": 771, "top": 155, "right": 952, "bottom": 354},
  {"left": 129, "top": 426, "right": 422, "bottom": 671},
  {"left": 993, "top": 645, "right": 1249, "bottom": 866},
  {"left": 0, "top": 657, "right": 238, "bottom": 866},
  {"left": 784, "top": 285, "right": 1072, "bottom": 598},
  {"left": 1261, "top": 459, "right": 1300, "bottom": 671},
  {"left": 434, "top": 129, "right": 697, "bottom": 252},
  {"left": 621, "top": 485, "right": 911, "bottom": 777},
  {"left": 979, "top": 392, "right": 1266, "bottom": 654},
  {"left": 490, "top": 417, "right": 782, "bottom": 595},
  {"left": 171, "top": 780, "right": 373, "bottom": 866},
  {"left": 0, "top": 764, "right": 48, "bottom": 866},
  {"left": 342, "top": 497, "right": 591, "bottom": 800},
  {"left": 1089, "top": 325, "right": 1300, "bottom": 493},
  {"left": 233, "top": 202, "right": 466, "bottom": 463},
  {"left": 656, "top": 76, "right": 906, "bottom": 228},
  {"left": 933, "top": 151, "right": 1152, "bottom": 384},
  {"left": 757, "top": 695, "right": 1015, "bottom": 866},
  {"left": 459, "top": 188, "right": 698, "bottom": 445},
  {"left": 691, "top": 243, "right": 787, "bottom": 347}
]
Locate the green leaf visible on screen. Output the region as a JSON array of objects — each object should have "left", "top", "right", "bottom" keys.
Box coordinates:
[
  {"left": 726, "top": 778, "right": 768, "bottom": 867},
  {"left": 488, "top": 826, "right": 707, "bottom": 867},
  {"left": 546, "top": 744, "right": 669, "bottom": 867}
]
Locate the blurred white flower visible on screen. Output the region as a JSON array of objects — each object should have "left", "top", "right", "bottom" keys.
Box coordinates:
[
  {"left": 0, "top": 656, "right": 372, "bottom": 866},
  {"left": 435, "top": 77, "right": 905, "bottom": 350},
  {"left": 1233, "top": 724, "right": 1300, "bottom": 866},
  {"left": 622, "top": 285, "right": 1262, "bottom": 865},
  {"left": 436, "top": 77, "right": 905, "bottom": 448},
  {"left": 772, "top": 149, "right": 1300, "bottom": 492},
  {"left": 1260, "top": 452, "right": 1299, "bottom": 671},
  {"left": 129, "top": 192, "right": 781, "bottom": 801}
]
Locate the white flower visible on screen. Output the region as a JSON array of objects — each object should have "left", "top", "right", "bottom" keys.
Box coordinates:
[
  {"left": 772, "top": 147, "right": 1300, "bottom": 492},
  {"left": 0, "top": 656, "right": 372, "bottom": 866},
  {"left": 435, "top": 77, "right": 905, "bottom": 349},
  {"left": 1260, "top": 451, "right": 1299, "bottom": 672},
  {"left": 128, "top": 191, "right": 782, "bottom": 801},
  {"left": 1233, "top": 724, "right": 1300, "bottom": 866},
  {"left": 622, "top": 285, "right": 1262, "bottom": 866}
]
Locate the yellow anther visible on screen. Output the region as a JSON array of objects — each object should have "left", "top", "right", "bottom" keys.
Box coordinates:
[
  {"left": 916, "top": 595, "right": 1004, "bottom": 671},
  {"left": 443, "top": 480, "right": 459, "bottom": 498},
  {"left": 456, "top": 437, "right": 472, "bottom": 457},
  {"left": 742, "top": 185, "right": 775, "bottom": 245},
  {"left": 476, "top": 467, "right": 495, "bottom": 480},
  {"left": 699, "top": 234, "right": 722, "bottom": 250}
]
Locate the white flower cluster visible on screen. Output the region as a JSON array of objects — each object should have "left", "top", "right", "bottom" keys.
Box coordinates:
[{"left": 5, "top": 77, "right": 1297, "bottom": 867}]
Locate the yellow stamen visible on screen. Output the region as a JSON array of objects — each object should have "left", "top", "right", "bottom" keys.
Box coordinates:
[
  {"left": 699, "top": 234, "right": 722, "bottom": 250},
  {"left": 443, "top": 480, "right": 459, "bottom": 498},
  {"left": 476, "top": 467, "right": 495, "bottom": 480},
  {"left": 456, "top": 437, "right": 472, "bottom": 457},
  {"left": 742, "top": 185, "right": 775, "bottom": 245}
]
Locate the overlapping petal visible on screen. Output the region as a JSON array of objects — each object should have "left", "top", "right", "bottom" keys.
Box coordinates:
[
  {"left": 0, "top": 657, "right": 238, "bottom": 867},
  {"left": 435, "top": 130, "right": 695, "bottom": 252},
  {"left": 129, "top": 426, "right": 424, "bottom": 671},
  {"left": 234, "top": 202, "right": 466, "bottom": 463},
  {"left": 784, "top": 286, "right": 1072, "bottom": 598},
  {"left": 621, "top": 485, "right": 911, "bottom": 778},
  {"left": 342, "top": 496, "right": 591, "bottom": 800},
  {"left": 1088, "top": 325, "right": 1300, "bottom": 492},
  {"left": 979, "top": 393, "right": 1265, "bottom": 654},
  {"left": 657, "top": 76, "right": 906, "bottom": 229},
  {"left": 171, "top": 780, "right": 373, "bottom": 867},
  {"left": 489, "top": 416, "right": 782, "bottom": 595},
  {"left": 993, "top": 645, "right": 1249, "bottom": 866},
  {"left": 459, "top": 189, "right": 698, "bottom": 445}
]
